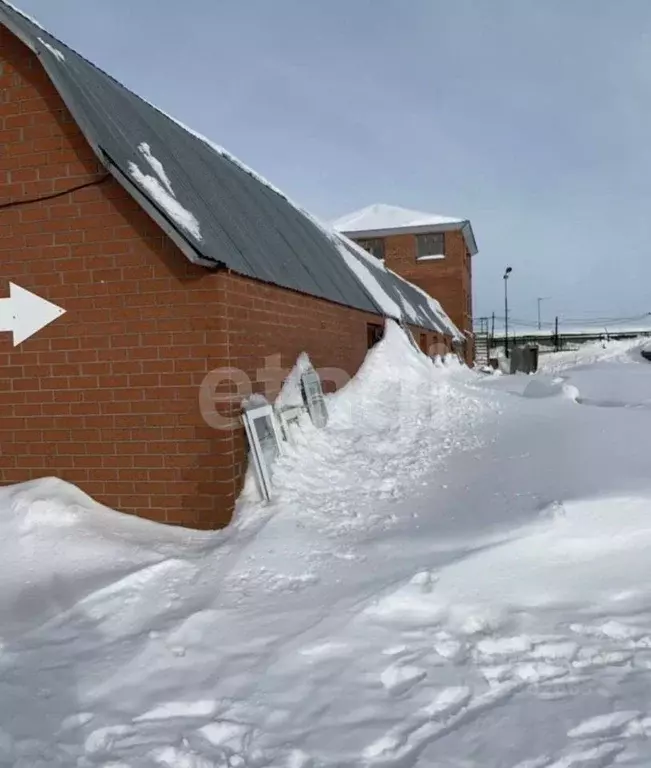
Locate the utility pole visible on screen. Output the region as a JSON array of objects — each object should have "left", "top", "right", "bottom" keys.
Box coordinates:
[
  {"left": 554, "top": 316, "right": 559, "bottom": 351},
  {"left": 504, "top": 267, "right": 512, "bottom": 358}
]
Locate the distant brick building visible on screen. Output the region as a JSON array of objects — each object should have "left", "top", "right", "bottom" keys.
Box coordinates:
[
  {"left": 0, "top": 4, "right": 465, "bottom": 529},
  {"left": 334, "top": 205, "right": 478, "bottom": 364}
]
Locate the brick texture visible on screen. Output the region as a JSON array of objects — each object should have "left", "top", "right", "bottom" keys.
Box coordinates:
[
  {"left": 358, "top": 231, "right": 475, "bottom": 364},
  {"left": 210, "top": 273, "right": 452, "bottom": 503},
  {"left": 0, "top": 28, "right": 452, "bottom": 529}
]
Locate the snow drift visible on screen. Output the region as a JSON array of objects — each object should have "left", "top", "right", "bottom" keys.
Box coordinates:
[{"left": 1, "top": 332, "right": 651, "bottom": 767}]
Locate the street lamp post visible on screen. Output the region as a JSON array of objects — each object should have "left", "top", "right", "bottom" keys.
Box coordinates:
[{"left": 504, "top": 267, "right": 512, "bottom": 358}]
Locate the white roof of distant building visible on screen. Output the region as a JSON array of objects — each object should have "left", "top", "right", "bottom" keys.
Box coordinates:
[
  {"left": 333, "top": 203, "right": 478, "bottom": 255},
  {"left": 333, "top": 204, "right": 462, "bottom": 232}
]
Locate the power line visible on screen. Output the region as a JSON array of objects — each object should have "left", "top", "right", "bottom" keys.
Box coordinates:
[
  {"left": 0, "top": 173, "right": 110, "bottom": 211},
  {"left": 479, "top": 313, "right": 651, "bottom": 328}
]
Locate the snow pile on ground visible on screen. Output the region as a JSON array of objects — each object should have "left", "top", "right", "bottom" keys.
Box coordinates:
[
  {"left": 255, "top": 320, "right": 487, "bottom": 536},
  {"left": 2, "top": 330, "right": 651, "bottom": 766},
  {"left": 521, "top": 374, "right": 579, "bottom": 400},
  {"left": 538, "top": 337, "right": 645, "bottom": 373},
  {"left": 0, "top": 477, "right": 211, "bottom": 637}
]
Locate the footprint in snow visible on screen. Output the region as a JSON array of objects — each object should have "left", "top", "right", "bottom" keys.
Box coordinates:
[
  {"left": 381, "top": 644, "right": 409, "bottom": 657},
  {"left": 529, "top": 641, "right": 578, "bottom": 662},
  {"left": 151, "top": 744, "right": 218, "bottom": 768},
  {"left": 285, "top": 749, "right": 313, "bottom": 768},
  {"left": 515, "top": 742, "right": 624, "bottom": 768},
  {"left": 133, "top": 700, "right": 218, "bottom": 722},
  {"left": 84, "top": 724, "right": 136, "bottom": 756},
  {"left": 409, "top": 570, "right": 437, "bottom": 593},
  {"left": 567, "top": 710, "right": 642, "bottom": 740},
  {"left": 380, "top": 664, "right": 427, "bottom": 696},
  {"left": 198, "top": 721, "right": 253, "bottom": 753},
  {"left": 570, "top": 620, "right": 647, "bottom": 642},
  {"left": 363, "top": 682, "right": 521, "bottom": 765},
  {"left": 534, "top": 675, "right": 589, "bottom": 701},
  {"left": 512, "top": 662, "right": 568, "bottom": 685},
  {"left": 475, "top": 635, "right": 533, "bottom": 659},
  {"left": 433, "top": 632, "right": 466, "bottom": 662},
  {"left": 59, "top": 712, "right": 94, "bottom": 732},
  {"left": 419, "top": 686, "right": 473, "bottom": 721},
  {"left": 299, "top": 641, "right": 350, "bottom": 659},
  {"left": 572, "top": 648, "right": 633, "bottom": 671}
]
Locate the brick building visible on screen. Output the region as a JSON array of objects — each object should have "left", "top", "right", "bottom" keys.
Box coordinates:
[
  {"left": 0, "top": 3, "right": 466, "bottom": 529},
  {"left": 334, "top": 204, "right": 478, "bottom": 364}
]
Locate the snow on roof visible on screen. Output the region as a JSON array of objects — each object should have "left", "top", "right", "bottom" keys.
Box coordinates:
[
  {"left": 333, "top": 204, "right": 464, "bottom": 234},
  {"left": 37, "top": 36, "right": 65, "bottom": 61},
  {"left": 143, "top": 101, "right": 294, "bottom": 206},
  {"left": 128, "top": 143, "right": 202, "bottom": 242},
  {"left": 395, "top": 272, "right": 464, "bottom": 341},
  {"left": 146, "top": 98, "right": 462, "bottom": 335},
  {"left": 3, "top": 0, "right": 43, "bottom": 28},
  {"left": 0, "top": 2, "right": 462, "bottom": 337},
  {"left": 332, "top": 238, "right": 402, "bottom": 321},
  {"left": 336, "top": 233, "right": 462, "bottom": 339}
]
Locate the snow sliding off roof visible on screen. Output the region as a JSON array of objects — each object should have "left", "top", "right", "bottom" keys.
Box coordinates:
[{"left": 0, "top": 2, "right": 462, "bottom": 337}]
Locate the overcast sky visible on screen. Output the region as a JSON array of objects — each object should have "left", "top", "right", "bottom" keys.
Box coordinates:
[{"left": 14, "top": 0, "right": 651, "bottom": 330}]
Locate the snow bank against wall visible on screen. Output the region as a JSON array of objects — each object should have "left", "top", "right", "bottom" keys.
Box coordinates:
[{"left": 236, "top": 320, "right": 486, "bottom": 535}]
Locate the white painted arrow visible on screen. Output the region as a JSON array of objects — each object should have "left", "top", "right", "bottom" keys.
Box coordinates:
[{"left": 0, "top": 283, "right": 66, "bottom": 346}]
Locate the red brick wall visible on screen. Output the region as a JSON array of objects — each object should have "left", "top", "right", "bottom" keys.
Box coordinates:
[
  {"left": 208, "top": 274, "right": 452, "bottom": 499},
  {"left": 0, "top": 25, "right": 240, "bottom": 527},
  {"left": 0, "top": 27, "right": 451, "bottom": 529},
  {"left": 367, "top": 231, "right": 475, "bottom": 364}
]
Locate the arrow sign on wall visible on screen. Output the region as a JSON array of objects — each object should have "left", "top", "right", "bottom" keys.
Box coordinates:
[{"left": 0, "top": 283, "right": 66, "bottom": 346}]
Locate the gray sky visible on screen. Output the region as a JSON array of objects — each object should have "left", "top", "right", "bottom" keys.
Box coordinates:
[{"left": 14, "top": 0, "right": 651, "bottom": 330}]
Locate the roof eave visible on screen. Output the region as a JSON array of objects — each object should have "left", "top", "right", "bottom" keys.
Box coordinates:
[
  {"left": 461, "top": 220, "right": 479, "bottom": 256},
  {"left": 336, "top": 221, "right": 462, "bottom": 238},
  {"left": 338, "top": 219, "right": 479, "bottom": 256}
]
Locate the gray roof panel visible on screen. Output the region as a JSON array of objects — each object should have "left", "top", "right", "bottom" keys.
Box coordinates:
[{"left": 0, "top": 2, "right": 462, "bottom": 337}]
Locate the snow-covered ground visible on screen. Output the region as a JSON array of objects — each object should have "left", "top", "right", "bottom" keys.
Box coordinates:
[{"left": 3, "top": 328, "right": 651, "bottom": 767}]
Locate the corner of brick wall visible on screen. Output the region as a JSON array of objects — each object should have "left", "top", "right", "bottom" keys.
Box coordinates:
[{"left": 382, "top": 230, "right": 474, "bottom": 364}]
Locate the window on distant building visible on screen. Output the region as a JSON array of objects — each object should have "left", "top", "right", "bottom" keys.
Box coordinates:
[
  {"left": 356, "top": 238, "right": 385, "bottom": 261},
  {"left": 367, "top": 322, "right": 383, "bottom": 349},
  {"left": 416, "top": 233, "right": 445, "bottom": 260}
]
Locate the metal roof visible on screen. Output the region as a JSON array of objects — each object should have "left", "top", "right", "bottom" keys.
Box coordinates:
[{"left": 0, "top": 2, "right": 462, "bottom": 338}]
